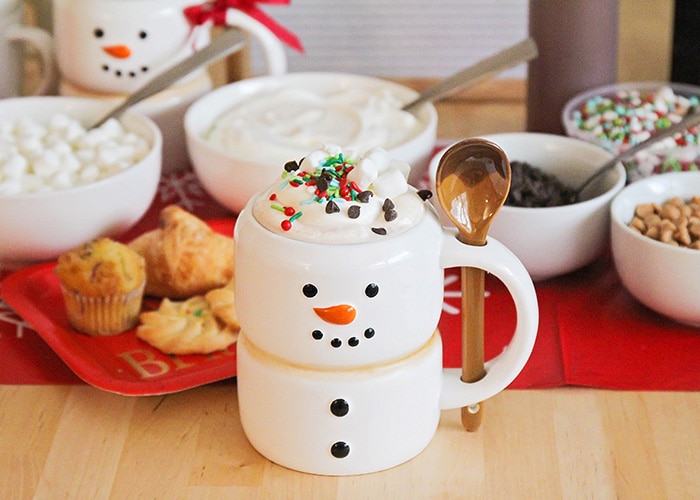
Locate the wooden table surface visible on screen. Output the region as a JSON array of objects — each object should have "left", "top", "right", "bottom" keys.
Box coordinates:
[{"left": 2, "top": 79, "right": 699, "bottom": 499}]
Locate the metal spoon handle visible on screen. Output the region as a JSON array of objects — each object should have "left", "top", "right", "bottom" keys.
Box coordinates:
[
  {"left": 576, "top": 110, "right": 700, "bottom": 195},
  {"left": 90, "top": 28, "right": 246, "bottom": 129},
  {"left": 402, "top": 37, "right": 538, "bottom": 112}
]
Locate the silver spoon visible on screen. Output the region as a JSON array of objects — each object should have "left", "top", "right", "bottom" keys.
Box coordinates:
[
  {"left": 90, "top": 28, "right": 246, "bottom": 129},
  {"left": 402, "top": 37, "right": 538, "bottom": 112},
  {"left": 575, "top": 110, "right": 700, "bottom": 200}
]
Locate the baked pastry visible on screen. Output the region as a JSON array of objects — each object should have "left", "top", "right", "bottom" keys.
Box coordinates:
[
  {"left": 204, "top": 280, "right": 240, "bottom": 331},
  {"left": 55, "top": 238, "right": 146, "bottom": 336},
  {"left": 136, "top": 284, "right": 239, "bottom": 355},
  {"left": 128, "top": 205, "right": 234, "bottom": 298}
]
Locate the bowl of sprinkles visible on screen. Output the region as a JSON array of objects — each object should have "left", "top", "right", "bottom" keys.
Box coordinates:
[{"left": 562, "top": 81, "right": 700, "bottom": 181}]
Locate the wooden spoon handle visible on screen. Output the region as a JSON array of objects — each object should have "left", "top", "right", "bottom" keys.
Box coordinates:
[{"left": 461, "top": 266, "right": 486, "bottom": 431}]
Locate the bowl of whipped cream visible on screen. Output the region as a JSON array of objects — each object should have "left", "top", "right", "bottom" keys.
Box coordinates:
[{"left": 184, "top": 72, "right": 437, "bottom": 214}]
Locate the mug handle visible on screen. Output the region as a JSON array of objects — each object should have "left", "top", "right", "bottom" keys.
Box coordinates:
[
  {"left": 438, "top": 230, "right": 539, "bottom": 409},
  {"left": 224, "top": 8, "right": 287, "bottom": 75},
  {"left": 7, "top": 25, "right": 56, "bottom": 95}
]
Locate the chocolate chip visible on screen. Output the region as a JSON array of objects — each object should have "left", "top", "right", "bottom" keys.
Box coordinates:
[
  {"left": 317, "top": 177, "right": 330, "bottom": 192},
  {"left": 417, "top": 189, "right": 433, "bottom": 201},
  {"left": 326, "top": 200, "right": 340, "bottom": 214},
  {"left": 507, "top": 161, "right": 577, "bottom": 207},
  {"left": 284, "top": 160, "right": 299, "bottom": 172},
  {"left": 384, "top": 208, "right": 397, "bottom": 222},
  {"left": 357, "top": 190, "right": 374, "bottom": 203},
  {"left": 382, "top": 198, "right": 395, "bottom": 211},
  {"left": 348, "top": 205, "right": 361, "bottom": 219},
  {"left": 371, "top": 227, "right": 387, "bottom": 235}
]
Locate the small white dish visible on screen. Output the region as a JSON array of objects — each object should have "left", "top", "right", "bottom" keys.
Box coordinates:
[
  {"left": 430, "top": 133, "right": 626, "bottom": 281},
  {"left": 611, "top": 171, "right": 700, "bottom": 326}
]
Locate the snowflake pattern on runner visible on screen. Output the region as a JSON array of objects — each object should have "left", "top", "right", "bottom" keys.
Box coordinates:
[
  {"left": 442, "top": 270, "right": 491, "bottom": 316},
  {"left": 157, "top": 171, "right": 209, "bottom": 212},
  {"left": 0, "top": 297, "right": 32, "bottom": 339}
]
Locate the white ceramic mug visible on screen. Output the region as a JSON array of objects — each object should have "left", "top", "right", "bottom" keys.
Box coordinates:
[
  {"left": 50, "top": 0, "right": 287, "bottom": 173},
  {"left": 0, "top": 0, "right": 55, "bottom": 98},
  {"left": 234, "top": 190, "right": 539, "bottom": 475},
  {"left": 52, "top": 0, "right": 286, "bottom": 95}
]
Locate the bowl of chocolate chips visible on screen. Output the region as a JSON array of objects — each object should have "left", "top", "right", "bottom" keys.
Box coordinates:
[{"left": 430, "top": 133, "right": 626, "bottom": 281}]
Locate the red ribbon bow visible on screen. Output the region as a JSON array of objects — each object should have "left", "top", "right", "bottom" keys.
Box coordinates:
[{"left": 184, "top": 0, "right": 303, "bottom": 52}]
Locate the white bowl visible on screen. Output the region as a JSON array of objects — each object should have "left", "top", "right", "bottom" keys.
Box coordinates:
[
  {"left": 185, "top": 72, "right": 437, "bottom": 214},
  {"left": 430, "top": 133, "right": 626, "bottom": 281},
  {"left": 611, "top": 171, "right": 700, "bottom": 326},
  {"left": 0, "top": 96, "right": 162, "bottom": 267},
  {"left": 562, "top": 81, "right": 700, "bottom": 181}
]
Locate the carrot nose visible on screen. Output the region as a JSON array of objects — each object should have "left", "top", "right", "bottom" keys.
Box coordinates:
[
  {"left": 314, "top": 304, "right": 356, "bottom": 325},
  {"left": 103, "top": 45, "right": 131, "bottom": 59}
]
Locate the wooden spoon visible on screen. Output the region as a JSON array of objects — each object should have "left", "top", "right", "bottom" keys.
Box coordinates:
[{"left": 434, "top": 138, "right": 511, "bottom": 431}]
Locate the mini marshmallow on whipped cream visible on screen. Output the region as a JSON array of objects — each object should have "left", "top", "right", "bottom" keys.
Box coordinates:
[
  {"left": 206, "top": 83, "right": 425, "bottom": 166},
  {"left": 253, "top": 145, "right": 433, "bottom": 244}
]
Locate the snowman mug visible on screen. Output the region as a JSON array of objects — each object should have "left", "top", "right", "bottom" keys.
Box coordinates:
[
  {"left": 52, "top": 0, "right": 287, "bottom": 95},
  {"left": 49, "top": 0, "right": 287, "bottom": 173},
  {"left": 234, "top": 192, "right": 539, "bottom": 475}
]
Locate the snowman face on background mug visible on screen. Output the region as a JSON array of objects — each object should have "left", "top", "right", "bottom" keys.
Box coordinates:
[
  {"left": 234, "top": 194, "right": 539, "bottom": 475},
  {"left": 53, "top": 0, "right": 208, "bottom": 94}
]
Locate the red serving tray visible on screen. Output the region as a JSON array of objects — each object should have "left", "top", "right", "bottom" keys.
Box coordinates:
[{"left": 1, "top": 219, "right": 237, "bottom": 396}]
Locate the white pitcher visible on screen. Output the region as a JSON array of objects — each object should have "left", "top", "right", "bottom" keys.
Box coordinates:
[{"left": 0, "top": 0, "right": 55, "bottom": 97}]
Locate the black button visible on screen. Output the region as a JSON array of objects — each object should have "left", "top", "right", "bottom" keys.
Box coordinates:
[
  {"left": 331, "top": 441, "right": 350, "bottom": 459},
  {"left": 330, "top": 398, "right": 349, "bottom": 417}
]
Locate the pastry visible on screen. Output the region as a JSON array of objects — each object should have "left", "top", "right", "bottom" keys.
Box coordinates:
[
  {"left": 204, "top": 280, "right": 240, "bottom": 331},
  {"left": 128, "top": 205, "right": 234, "bottom": 298},
  {"left": 55, "top": 238, "right": 146, "bottom": 336},
  {"left": 136, "top": 284, "right": 239, "bottom": 355}
]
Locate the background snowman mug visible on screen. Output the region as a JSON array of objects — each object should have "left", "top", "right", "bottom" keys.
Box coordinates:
[
  {"left": 52, "top": 0, "right": 287, "bottom": 95},
  {"left": 49, "top": 0, "right": 288, "bottom": 172},
  {"left": 234, "top": 183, "right": 539, "bottom": 475},
  {"left": 0, "top": 0, "right": 55, "bottom": 98}
]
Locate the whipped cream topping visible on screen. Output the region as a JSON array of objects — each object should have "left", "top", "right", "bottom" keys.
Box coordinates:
[
  {"left": 252, "top": 145, "right": 432, "bottom": 244},
  {"left": 206, "top": 82, "right": 425, "bottom": 166}
]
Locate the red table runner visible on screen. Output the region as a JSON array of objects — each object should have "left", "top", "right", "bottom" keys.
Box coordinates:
[{"left": 1, "top": 169, "right": 699, "bottom": 391}]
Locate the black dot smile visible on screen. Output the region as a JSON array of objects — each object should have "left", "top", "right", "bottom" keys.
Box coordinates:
[
  {"left": 311, "top": 327, "right": 376, "bottom": 348},
  {"left": 101, "top": 65, "right": 150, "bottom": 78}
]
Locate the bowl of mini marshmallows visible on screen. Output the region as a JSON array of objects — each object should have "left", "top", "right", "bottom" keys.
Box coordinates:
[
  {"left": 0, "top": 96, "right": 162, "bottom": 267},
  {"left": 611, "top": 171, "right": 700, "bottom": 326},
  {"left": 562, "top": 81, "right": 700, "bottom": 182}
]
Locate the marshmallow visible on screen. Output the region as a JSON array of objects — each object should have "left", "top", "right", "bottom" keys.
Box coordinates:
[{"left": 0, "top": 113, "right": 149, "bottom": 195}]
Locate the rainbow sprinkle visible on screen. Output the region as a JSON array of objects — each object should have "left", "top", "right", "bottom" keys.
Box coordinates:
[{"left": 271, "top": 153, "right": 371, "bottom": 231}]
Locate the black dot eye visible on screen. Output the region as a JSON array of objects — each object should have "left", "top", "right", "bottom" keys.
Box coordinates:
[
  {"left": 302, "top": 283, "right": 318, "bottom": 298},
  {"left": 365, "top": 283, "right": 379, "bottom": 298},
  {"left": 94, "top": 28, "right": 104, "bottom": 38},
  {"left": 138, "top": 30, "right": 148, "bottom": 40}
]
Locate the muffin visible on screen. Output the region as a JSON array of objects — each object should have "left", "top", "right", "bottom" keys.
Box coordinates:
[{"left": 55, "top": 238, "right": 146, "bottom": 336}]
